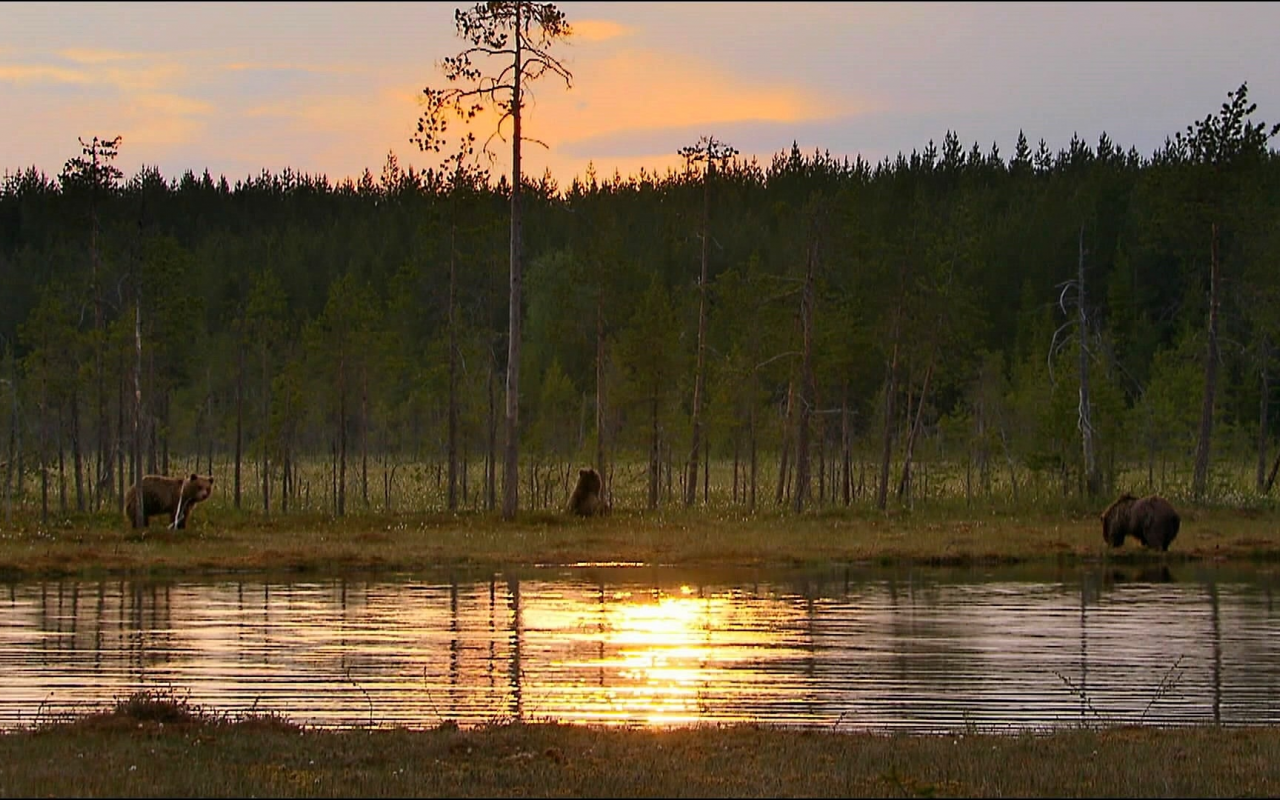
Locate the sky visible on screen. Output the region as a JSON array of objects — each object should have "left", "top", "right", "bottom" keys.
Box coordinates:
[{"left": 3, "top": 2, "right": 1279, "bottom": 188}]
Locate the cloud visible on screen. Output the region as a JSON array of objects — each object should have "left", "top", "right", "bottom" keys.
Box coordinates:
[
  {"left": 58, "top": 47, "right": 154, "bottom": 64},
  {"left": 0, "top": 49, "right": 215, "bottom": 166},
  {"left": 569, "top": 19, "right": 631, "bottom": 42},
  {"left": 119, "top": 114, "right": 208, "bottom": 149},
  {"left": 46, "top": 91, "right": 214, "bottom": 153},
  {"left": 220, "top": 61, "right": 364, "bottom": 76},
  {"left": 216, "top": 60, "right": 373, "bottom": 107},
  {"left": 0, "top": 51, "right": 185, "bottom": 93},
  {"left": 0, "top": 64, "right": 88, "bottom": 85},
  {"left": 224, "top": 82, "right": 426, "bottom": 181},
  {"left": 529, "top": 46, "right": 858, "bottom": 156},
  {"left": 130, "top": 93, "right": 215, "bottom": 118}
]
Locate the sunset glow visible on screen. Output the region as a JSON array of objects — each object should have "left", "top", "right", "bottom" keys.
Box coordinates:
[{"left": 3, "top": 2, "right": 1276, "bottom": 187}]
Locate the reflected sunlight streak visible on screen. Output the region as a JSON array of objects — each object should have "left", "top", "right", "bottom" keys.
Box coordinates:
[
  {"left": 540, "top": 588, "right": 792, "bottom": 726},
  {"left": 3, "top": 570, "right": 1278, "bottom": 733}
]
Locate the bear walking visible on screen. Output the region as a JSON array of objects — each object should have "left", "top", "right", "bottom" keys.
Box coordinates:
[
  {"left": 567, "top": 467, "right": 608, "bottom": 516},
  {"left": 1100, "top": 493, "right": 1180, "bottom": 552},
  {"left": 124, "top": 473, "right": 214, "bottom": 529}
]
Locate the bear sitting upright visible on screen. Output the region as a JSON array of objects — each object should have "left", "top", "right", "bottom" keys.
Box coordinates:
[
  {"left": 124, "top": 473, "right": 214, "bottom": 529},
  {"left": 567, "top": 467, "right": 608, "bottom": 516}
]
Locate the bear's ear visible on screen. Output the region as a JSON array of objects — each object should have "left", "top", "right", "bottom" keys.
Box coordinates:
[{"left": 190, "top": 473, "right": 198, "bottom": 481}]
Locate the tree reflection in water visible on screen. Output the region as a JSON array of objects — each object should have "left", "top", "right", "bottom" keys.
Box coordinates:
[{"left": 1, "top": 564, "right": 1277, "bottom": 732}]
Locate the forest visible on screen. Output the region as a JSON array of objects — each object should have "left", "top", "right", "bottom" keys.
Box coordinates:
[{"left": 1, "top": 80, "right": 1278, "bottom": 524}]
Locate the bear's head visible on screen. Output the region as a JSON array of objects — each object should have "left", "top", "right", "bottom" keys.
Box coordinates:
[
  {"left": 578, "top": 468, "right": 602, "bottom": 494},
  {"left": 1100, "top": 493, "right": 1137, "bottom": 548},
  {"left": 183, "top": 474, "right": 214, "bottom": 503}
]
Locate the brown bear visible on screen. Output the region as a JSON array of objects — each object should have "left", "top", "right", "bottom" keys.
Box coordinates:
[
  {"left": 124, "top": 473, "right": 214, "bottom": 529},
  {"left": 1100, "top": 493, "right": 1180, "bottom": 552},
  {"left": 567, "top": 467, "right": 607, "bottom": 516}
]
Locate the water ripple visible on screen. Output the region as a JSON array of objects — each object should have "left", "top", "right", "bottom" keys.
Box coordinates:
[{"left": 1, "top": 565, "right": 1277, "bottom": 733}]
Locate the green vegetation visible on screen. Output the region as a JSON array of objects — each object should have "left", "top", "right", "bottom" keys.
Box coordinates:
[
  {"left": 2, "top": 79, "right": 1279, "bottom": 530},
  {"left": 2, "top": 690, "right": 1278, "bottom": 797}
]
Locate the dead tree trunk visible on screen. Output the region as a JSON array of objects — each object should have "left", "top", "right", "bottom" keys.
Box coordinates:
[
  {"left": 749, "top": 403, "right": 758, "bottom": 513},
  {"left": 1191, "top": 222, "right": 1221, "bottom": 499},
  {"left": 337, "top": 339, "right": 347, "bottom": 517},
  {"left": 70, "top": 388, "right": 84, "bottom": 511},
  {"left": 486, "top": 358, "right": 497, "bottom": 511},
  {"left": 132, "top": 278, "right": 144, "bottom": 529},
  {"left": 1265, "top": 449, "right": 1280, "bottom": 494},
  {"left": 234, "top": 337, "right": 244, "bottom": 509},
  {"left": 261, "top": 337, "right": 271, "bottom": 516},
  {"left": 447, "top": 224, "right": 459, "bottom": 511},
  {"left": 1077, "top": 225, "right": 1100, "bottom": 497},
  {"left": 360, "top": 367, "right": 369, "bottom": 508},
  {"left": 897, "top": 354, "right": 935, "bottom": 503},
  {"left": 595, "top": 284, "right": 607, "bottom": 503},
  {"left": 1257, "top": 336, "right": 1271, "bottom": 493},
  {"left": 685, "top": 167, "right": 711, "bottom": 507},
  {"left": 877, "top": 259, "right": 908, "bottom": 511},
  {"left": 501, "top": 4, "right": 525, "bottom": 521},
  {"left": 793, "top": 235, "right": 817, "bottom": 513},
  {"left": 776, "top": 380, "right": 794, "bottom": 506},
  {"left": 876, "top": 340, "right": 899, "bottom": 511},
  {"left": 841, "top": 391, "right": 851, "bottom": 506},
  {"left": 648, "top": 393, "right": 660, "bottom": 509}
]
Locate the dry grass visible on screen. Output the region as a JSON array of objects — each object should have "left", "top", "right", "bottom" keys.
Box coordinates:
[
  {"left": 1, "top": 497, "right": 1278, "bottom": 581},
  {"left": 3, "top": 690, "right": 1278, "bottom": 797}
]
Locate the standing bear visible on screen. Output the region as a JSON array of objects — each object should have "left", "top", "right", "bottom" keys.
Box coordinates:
[
  {"left": 124, "top": 473, "right": 215, "bottom": 529},
  {"left": 566, "top": 467, "right": 608, "bottom": 517},
  {"left": 1100, "top": 493, "right": 1180, "bottom": 552}
]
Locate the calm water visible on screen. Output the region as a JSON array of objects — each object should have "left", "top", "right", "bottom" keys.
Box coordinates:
[{"left": 2, "top": 562, "right": 1277, "bottom": 733}]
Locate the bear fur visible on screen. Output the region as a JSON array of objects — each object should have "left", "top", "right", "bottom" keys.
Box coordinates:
[
  {"left": 124, "top": 473, "right": 214, "bottom": 529},
  {"left": 567, "top": 467, "right": 607, "bottom": 516},
  {"left": 1100, "top": 493, "right": 1180, "bottom": 552}
]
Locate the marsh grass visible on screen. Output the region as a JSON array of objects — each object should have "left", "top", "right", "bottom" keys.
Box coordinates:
[
  {"left": 2, "top": 690, "right": 1278, "bottom": 797},
  {"left": 2, "top": 493, "right": 1279, "bottom": 580},
  {"left": 9, "top": 452, "right": 1280, "bottom": 521},
  {"left": 28, "top": 686, "right": 300, "bottom": 733},
  {"left": 1053, "top": 655, "right": 1190, "bottom": 730}
]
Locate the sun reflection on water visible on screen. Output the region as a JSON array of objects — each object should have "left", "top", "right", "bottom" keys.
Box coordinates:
[
  {"left": 516, "top": 584, "right": 734, "bottom": 725},
  {"left": 1, "top": 568, "right": 1277, "bottom": 732}
]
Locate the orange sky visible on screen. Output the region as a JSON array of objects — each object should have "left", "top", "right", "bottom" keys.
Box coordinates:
[{"left": 2, "top": 2, "right": 1278, "bottom": 187}]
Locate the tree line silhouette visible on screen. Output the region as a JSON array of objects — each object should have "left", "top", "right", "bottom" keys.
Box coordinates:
[{"left": 1, "top": 82, "right": 1277, "bottom": 523}]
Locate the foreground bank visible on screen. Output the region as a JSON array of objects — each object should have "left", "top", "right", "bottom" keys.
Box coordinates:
[{"left": 2, "top": 693, "right": 1276, "bottom": 797}]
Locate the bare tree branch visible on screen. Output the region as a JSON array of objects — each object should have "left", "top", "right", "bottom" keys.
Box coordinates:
[{"left": 417, "top": 2, "right": 573, "bottom": 166}]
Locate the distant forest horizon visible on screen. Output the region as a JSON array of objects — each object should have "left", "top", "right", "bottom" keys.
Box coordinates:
[{"left": 2, "top": 80, "right": 1279, "bottom": 521}]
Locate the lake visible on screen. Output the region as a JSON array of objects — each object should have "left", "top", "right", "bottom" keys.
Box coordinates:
[{"left": 2, "top": 561, "right": 1277, "bottom": 733}]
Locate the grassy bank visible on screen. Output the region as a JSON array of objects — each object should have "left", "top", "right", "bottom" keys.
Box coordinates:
[
  {"left": 2, "top": 692, "right": 1277, "bottom": 797},
  {"left": 1, "top": 500, "right": 1279, "bottom": 580},
  {"left": 4, "top": 501, "right": 1278, "bottom": 798}
]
